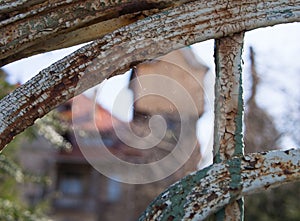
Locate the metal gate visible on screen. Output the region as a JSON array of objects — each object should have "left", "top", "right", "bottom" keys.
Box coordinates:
[
  {"left": 139, "top": 32, "right": 299, "bottom": 220},
  {"left": 138, "top": 3, "right": 300, "bottom": 220},
  {"left": 0, "top": 1, "right": 299, "bottom": 220}
]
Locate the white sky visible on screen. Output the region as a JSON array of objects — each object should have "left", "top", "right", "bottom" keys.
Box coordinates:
[
  {"left": 193, "top": 23, "right": 300, "bottom": 166},
  {"left": 3, "top": 22, "right": 300, "bottom": 167}
]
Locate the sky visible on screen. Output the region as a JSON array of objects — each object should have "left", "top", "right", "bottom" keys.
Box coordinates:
[
  {"left": 192, "top": 23, "right": 300, "bottom": 165},
  {"left": 2, "top": 22, "right": 300, "bottom": 167}
]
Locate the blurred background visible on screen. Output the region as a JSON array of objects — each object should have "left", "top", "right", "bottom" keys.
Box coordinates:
[{"left": 0, "top": 23, "right": 299, "bottom": 220}]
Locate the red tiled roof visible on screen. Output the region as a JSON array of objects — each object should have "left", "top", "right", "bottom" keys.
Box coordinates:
[{"left": 64, "top": 94, "right": 122, "bottom": 132}]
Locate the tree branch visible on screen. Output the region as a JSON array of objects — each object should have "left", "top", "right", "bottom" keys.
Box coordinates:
[
  {"left": 139, "top": 148, "right": 300, "bottom": 221},
  {"left": 0, "top": 0, "right": 300, "bottom": 149}
]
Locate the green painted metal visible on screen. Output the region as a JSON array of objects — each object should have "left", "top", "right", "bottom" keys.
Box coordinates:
[
  {"left": 213, "top": 32, "right": 245, "bottom": 220},
  {"left": 139, "top": 148, "right": 300, "bottom": 220}
]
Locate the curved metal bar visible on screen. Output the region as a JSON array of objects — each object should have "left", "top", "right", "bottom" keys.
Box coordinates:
[
  {"left": 0, "top": 0, "right": 299, "bottom": 149},
  {"left": 139, "top": 148, "right": 300, "bottom": 221}
]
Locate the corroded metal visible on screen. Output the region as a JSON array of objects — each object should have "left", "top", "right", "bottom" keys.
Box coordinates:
[
  {"left": 213, "top": 32, "right": 245, "bottom": 220},
  {"left": 139, "top": 148, "right": 300, "bottom": 221},
  {"left": 0, "top": 1, "right": 299, "bottom": 220},
  {"left": 214, "top": 32, "right": 245, "bottom": 161},
  {"left": 1, "top": 0, "right": 300, "bottom": 65},
  {"left": 0, "top": 0, "right": 195, "bottom": 66},
  {"left": 1, "top": 0, "right": 300, "bottom": 150}
]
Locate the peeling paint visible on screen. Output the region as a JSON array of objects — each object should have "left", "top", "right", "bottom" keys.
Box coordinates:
[
  {"left": 213, "top": 32, "right": 245, "bottom": 221},
  {"left": 214, "top": 32, "right": 245, "bottom": 162},
  {"left": 0, "top": 1, "right": 300, "bottom": 149},
  {"left": 0, "top": 4, "right": 299, "bottom": 220},
  {"left": 0, "top": 0, "right": 194, "bottom": 65},
  {"left": 140, "top": 149, "right": 300, "bottom": 220}
]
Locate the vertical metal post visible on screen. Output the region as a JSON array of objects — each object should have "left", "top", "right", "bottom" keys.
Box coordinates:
[{"left": 213, "top": 32, "right": 245, "bottom": 220}]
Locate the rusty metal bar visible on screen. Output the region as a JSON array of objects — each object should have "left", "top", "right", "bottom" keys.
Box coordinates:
[
  {"left": 1, "top": 1, "right": 300, "bottom": 150},
  {"left": 213, "top": 32, "right": 245, "bottom": 220},
  {"left": 213, "top": 32, "right": 245, "bottom": 161},
  {"left": 139, "top": 148, "right": 300, "bottom": 220}
]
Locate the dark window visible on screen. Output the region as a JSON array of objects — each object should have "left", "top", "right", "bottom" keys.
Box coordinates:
[
  {"left": 107, "top": 178, "right": 121, "bottom": 202},
  {"left": 54, "top": 164, "right": 91, "bottom": 210},
  {"left": 59, "top": 172, "right": 83, "bottom": 196}
]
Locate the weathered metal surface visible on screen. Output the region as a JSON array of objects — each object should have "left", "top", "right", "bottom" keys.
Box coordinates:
[
  {"left": 214, "top": 32, "right": 245, "bottom": 161},
  {"left": 1, "top": 0, "right": 300, "bottom": 150},
  {"left": 0, "top": 1, "right": 299, "bottom": 220},
  {"left": 1, "top": 0, "right": 300, "bottom": 65},
  {"left": 213, "top": 32, "right": 245, "bottom": 220},
  {"left": 0, "top": 0, "right": 195, "bottom": 66},
  {"left": 139, "top": 148, "right": 300, "bottom": 221}
]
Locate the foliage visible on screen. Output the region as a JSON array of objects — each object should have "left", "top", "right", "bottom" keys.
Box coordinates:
[
  {"left": 35, "top": 111, "right": 72, "bottom": 151},
  {"left": 0, "top": 69, "right": 15, "bottom": 99},
  {"left": 0, "top": 69, "right": 21, "bottom": 200},
  {"left": 0, "top": 137, "right": 51, "bottom": 221},
  {"left": 0, "top": 199, "right": 52, "bottom": 221},
  {"left": 245, "top": 182, "right": 300, "bottom": 221},
  {"left": 0, "top": 69, "right": 51, "bottom": 220},
  {"left": 0, "top": 1, "right": 299, "bottom": 219}
]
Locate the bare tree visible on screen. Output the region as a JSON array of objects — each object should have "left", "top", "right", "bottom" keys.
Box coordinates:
[
  {"left": 1, "top": 1, "right": 300, "bottom": 220},
  {"left": 244, "top": 47, "right": 281, "bottom": 153}
]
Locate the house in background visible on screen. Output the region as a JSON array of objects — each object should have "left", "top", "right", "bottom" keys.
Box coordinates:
[{"left": 18, "top": 47, "right": 208, "bottom": 221}]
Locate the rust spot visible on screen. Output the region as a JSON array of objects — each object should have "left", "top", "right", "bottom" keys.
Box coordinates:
[
  {"left": 249, "top": 160, "right": 257, "bottom": 168},
  {"left": 54, "top": 82, "right": 66, "bottom": 91},
  {"left": 9, "top": 130, "right": 17, "bottom": 137},
  {"left": 271, "top": 162, "right": 282, "bottom": 168},
  {"left": 167, "top": 215, "right": 175, "bottom": 221},
  {"left": 189, "top": 212, "right": 196, "bottom": 219},
  {"left": 283, "top": 169, "right": 293, "bottom": 175},
  {"left": 264, "top": 183, "right": 270, "bottom": 189},
  {"left": 70, "top": 76, "right": 80, "bottom": 85},
  {"left": 244, "top": 158, "right": 258, "bottom": 170},
  {"left": 194, "top": 192, "right": 204, "bottom": 198},
  {"left": 77, "top": 54, "right": 89, "bottom": 63},
  {"left": 0, "top": 13, "right": 9, "bottom": 21},
  {"left": 193, "top": 203, "right": 200, "bottom": 210},
  {"left": 207, "top": 192, "right": 218, "bottom": 201},
  {"left": 284, "top": 149, "right": 291, "bottom": 155},
  {"left": 154, "top": 203, "right": 167, "bottom": 211}
]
